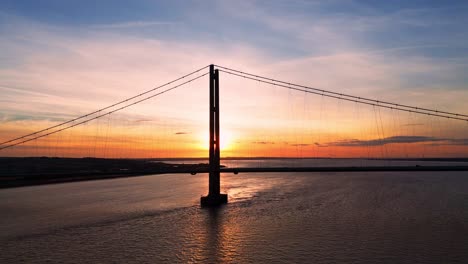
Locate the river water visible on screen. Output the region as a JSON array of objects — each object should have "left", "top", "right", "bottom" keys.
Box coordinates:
[{"left": 1, "top": 159, "right": 467, "bottom": 263}]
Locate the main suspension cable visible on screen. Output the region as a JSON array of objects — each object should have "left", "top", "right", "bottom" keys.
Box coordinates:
[
  {"left": 0, "top": 72, "right": 208, "bottom": 150},
  {"left": 219, "top": 69, "right": 468, "bottom": 122},
  {"left": 215, "top": 64, "right": 468, "bottom": 119},
  {"left": 0, "top": 65, "right": 210, "bottom": 146}
]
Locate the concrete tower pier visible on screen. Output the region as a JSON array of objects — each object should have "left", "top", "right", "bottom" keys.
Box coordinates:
[{"left": 201, "top": 65, "right": 228, "bottom": 207}]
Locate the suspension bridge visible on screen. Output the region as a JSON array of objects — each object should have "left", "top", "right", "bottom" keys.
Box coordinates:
[{"left": 1, "top": 64, "right": 467, "bottom": 206}]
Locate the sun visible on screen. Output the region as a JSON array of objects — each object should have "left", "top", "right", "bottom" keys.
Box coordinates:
[{"left": 198, "top": 130, "right": 234, "bottom": 151}]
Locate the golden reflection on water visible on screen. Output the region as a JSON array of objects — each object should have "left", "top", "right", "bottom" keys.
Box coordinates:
[
  {"left": 221, "top": 174, "right": 291, "bottom": 202},
  {"left": 187, "top": 174, "right": 295, "bottom": 262},
  {"left": 186, "top": 207, "right": 242, "bottom": 263}
]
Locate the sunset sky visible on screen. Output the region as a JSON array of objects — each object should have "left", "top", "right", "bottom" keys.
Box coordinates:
[{"left": 1, "top": 0, "right": 467, "bottom": 158}]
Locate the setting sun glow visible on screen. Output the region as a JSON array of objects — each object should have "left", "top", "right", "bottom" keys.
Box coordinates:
[{"left": 198, "top": 130, "right": 235, "bottom": 152}]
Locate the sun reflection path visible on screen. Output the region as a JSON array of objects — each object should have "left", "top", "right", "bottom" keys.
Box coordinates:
[{"left": 221, "top": 173, "right": 299, "bottom": 203}]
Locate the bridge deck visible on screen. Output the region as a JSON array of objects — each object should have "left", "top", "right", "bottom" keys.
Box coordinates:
[
  {"left": 217, "top": 166, "right": 468, "bottom": 173},
  {"left": 3, "top": 165, "right": 467, "bottom": 189}
]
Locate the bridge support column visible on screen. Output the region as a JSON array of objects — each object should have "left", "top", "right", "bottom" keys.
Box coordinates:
[{"left": 201, "top": 64, "right": 228, "bottom": 207}]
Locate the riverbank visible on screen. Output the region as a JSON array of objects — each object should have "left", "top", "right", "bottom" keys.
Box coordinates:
[
  {"left": 0, "top": 157, "right": 210, "bottom": 188},
  {"left": 2, "top": 156, "right": 467, "bottom": 189}
]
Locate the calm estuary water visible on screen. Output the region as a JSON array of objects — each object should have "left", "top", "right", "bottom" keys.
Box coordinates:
[{"left": 1, "top": 159, "right": 467, "bottom": 263}]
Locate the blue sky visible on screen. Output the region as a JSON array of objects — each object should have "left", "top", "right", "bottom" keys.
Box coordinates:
[
  {"left": 2, "top": 0, "right": 468, "bottom": 59},
  {"left": 0, "top": 0, "right": 467, "bottom": 157},
  {"left": 1, "top": 0, "right": 467, "bottom": 102}
]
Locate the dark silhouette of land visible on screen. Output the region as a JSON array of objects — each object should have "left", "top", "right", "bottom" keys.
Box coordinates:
[
  {"left": 0, "top": 157, "right": 211, "bottom": 188},
  {"left": 1, "top": 156, "right": 467, "bottom": 189}
]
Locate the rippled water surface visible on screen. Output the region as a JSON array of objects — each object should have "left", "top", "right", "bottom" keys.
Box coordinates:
[{"left": 1, "top": 160, "right": 467, "bottom": 263}]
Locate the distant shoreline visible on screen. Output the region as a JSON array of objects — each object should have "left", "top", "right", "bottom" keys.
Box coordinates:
[
  {"left": 163, "top": 157, "right": 468, "bottom": 162},
  {"left": 2, "top": 156, "right": 468, "bottom": 161},
  {"left": 0, "top": 157, "right": 211, "bottom": 189},
  {"left": 1, "top": 156, "right": 467, "bottom": 189}
]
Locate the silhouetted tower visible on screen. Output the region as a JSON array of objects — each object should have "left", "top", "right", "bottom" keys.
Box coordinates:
[{"left": 201, "top": 65, "right": 228, "bottom": 206}]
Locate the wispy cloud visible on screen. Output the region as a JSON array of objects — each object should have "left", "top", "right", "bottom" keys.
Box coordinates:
[
  {"left": 403, "top": 123, "right": 424, "bottom": 127},
  {"left": 444, "top": 138, "right": 468, "bottom": 146},
  {"left": 0, "top": 113, "right": 67, "bottom": 123},
  {"left": 134, "top": 119, "right": 154, "bottom": 123},
  {"left": 325, "top": 136, "right": 468, "bottom": 147},
  {"left": 290, "top": 143, "right": 311, "bottom": 147},
  {"left": 252, "top": 141, "right": 275, "bottom": 145},
  {"left": 91, "top": 21, "right": 177, "bottom": 29}
]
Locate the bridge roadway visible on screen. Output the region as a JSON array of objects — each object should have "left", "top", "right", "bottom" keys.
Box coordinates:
[
  {"left": 192, "top": 165, "right": 468, "bottom": 174},
  {"left": 3, "top": 165, "right": 467, "bottom": 189}
]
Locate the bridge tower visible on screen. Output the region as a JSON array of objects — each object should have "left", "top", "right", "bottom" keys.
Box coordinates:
[{"left": 201, "top": 64, "right": 228, "bottom": 206}]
